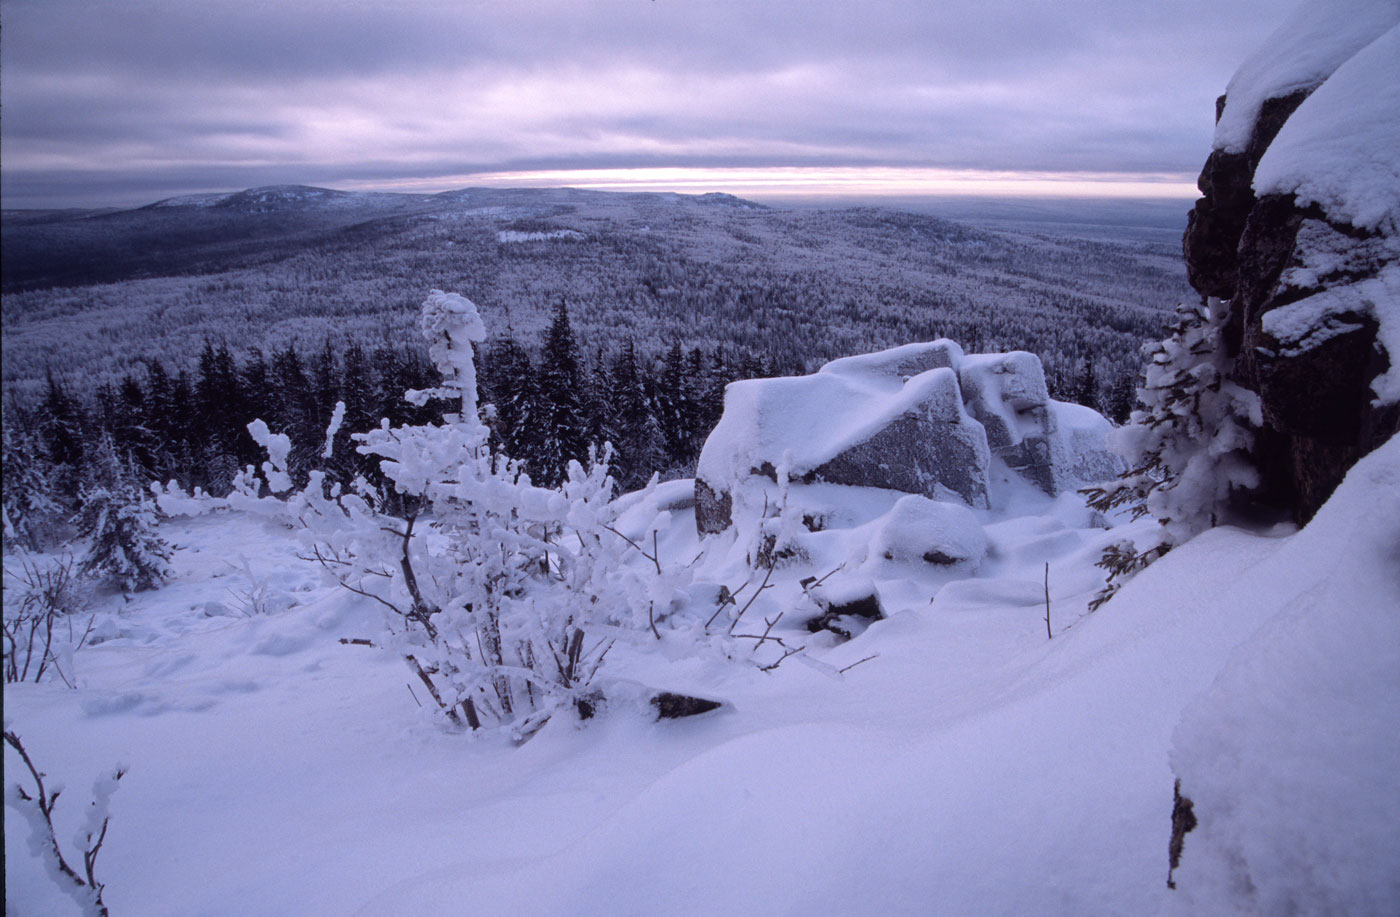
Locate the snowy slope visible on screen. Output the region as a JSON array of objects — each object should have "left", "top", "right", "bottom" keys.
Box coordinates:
[{"left": 5, "top": 437, "right": 1397, "bottom": 915}]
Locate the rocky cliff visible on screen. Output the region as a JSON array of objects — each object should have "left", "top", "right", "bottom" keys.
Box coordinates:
[{"left": 1182, "top": 2, "right": 1400, "bottom": 522}]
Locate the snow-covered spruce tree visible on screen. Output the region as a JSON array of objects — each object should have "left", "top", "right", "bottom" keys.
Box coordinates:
[
  {"left": 606, "top": 338, "right": 667, "bottom": 492},
  {"left": 1084, "top": 297, "right": 1261, "bottom": 606},
  {"left": 534, "top": 299, "right": 591, "bottom": 487},
  {"left": 77, "top": 438, "right": 172, "bottom": 592},
  {"left": 3, "top": 413, "right": 61, "bottom": 551},
  {"left": 272, "top": 291, "right": 652, "bottom": 739}
]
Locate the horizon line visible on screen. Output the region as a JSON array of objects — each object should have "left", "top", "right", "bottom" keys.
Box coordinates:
[
  {"left": 2, "top": 165, "right": 1201, "bottom": 211},
  {"left": 345, "top": 166, "right": 1200, "bottom": 201}
]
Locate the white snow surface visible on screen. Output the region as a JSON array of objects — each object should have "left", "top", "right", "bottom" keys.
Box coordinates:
[
  {"left": 869, "top": 494, "right": 987, "bottom": 568},
  {"left": 495, "top": 229, "right": 586, "bottom": 243},
  {"left": 6, "top": 436, "right": 1397, "bottom": 915},
  {"left": 1253, "top": 23, "right": 1400, "bottom": 234},
  {"left": 1168, "top": 433, "right": 1400, "bottom": 915},
  {"left": 1213, "top": 0, "right": 1399, "bottom": 154}
]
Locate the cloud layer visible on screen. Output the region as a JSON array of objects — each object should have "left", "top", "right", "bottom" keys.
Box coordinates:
[{"left": 1, "top": 0, "right": 1297, "bottom": 207}]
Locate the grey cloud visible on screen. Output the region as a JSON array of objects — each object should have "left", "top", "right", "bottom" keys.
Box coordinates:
[{"left": 0, "top": 0, "right": 1299, "bottom": 208}]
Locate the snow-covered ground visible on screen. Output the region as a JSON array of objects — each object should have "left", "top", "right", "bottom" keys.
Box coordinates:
[{"left": 7, "top": 434, "right": 1396, "bottom": 915}]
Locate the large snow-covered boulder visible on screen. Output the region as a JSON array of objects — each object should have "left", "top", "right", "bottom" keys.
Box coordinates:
[
  {"left": 1182, "top": 2, "right": 1400, "bottom": 522},
  {"left": 695, "top": 341, "right": 1121, "bottom": 535}
]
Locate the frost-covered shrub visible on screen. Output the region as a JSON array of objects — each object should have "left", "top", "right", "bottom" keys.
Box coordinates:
[
  {"left": 267, "top": 291, "right": 657, "bottom": 738},
  {"left": 1085, "top": 298, "right": 1261, "bottom": 603},
  {"left": 4, "top": 728, "right": 125, "bottom": 917},
  {"left": 2, "top": 553, "right": 90, "bottom": 685}
]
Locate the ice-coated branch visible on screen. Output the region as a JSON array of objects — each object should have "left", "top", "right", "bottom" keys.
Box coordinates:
[{"left": 4, "top": 727, "right": 124, "bottom": 917}]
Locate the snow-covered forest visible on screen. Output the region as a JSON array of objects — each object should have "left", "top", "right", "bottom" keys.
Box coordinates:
[
  {"left": 5, "top": 1, "right": 1399, "bottom": 914},
  {"left": 3, "top": 188, "right": 1186, "bottom": 404}
]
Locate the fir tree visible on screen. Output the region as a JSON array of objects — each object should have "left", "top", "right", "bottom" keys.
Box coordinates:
[
  {"left": 606, "top": 339, "right": 666, "bottom": 490},
  {"left": 340, "top": 341, "right": 379, "bottom": 434},
  {"left": 77, "top": 438, "right": 171, "bottom": 592},
  {"left": 270, "top": 343, "right": 320, "bottom": 485},
  {"left": 535, "top": 299, "right": 591, "bottom": 487},
  {"left": 483, "top": 336, "right": 541, "bottom": 467},
  {"left": 656, "top": 341, "right": 691, "bottom": 467},
  {"left": 39, "top": 370, "right": 86, "bottom": 502},
  {"left": 1084, "top": 298, "right": 1261, "bottom": 606},
  {"left": 1074, "top": 353, "right": 1101, "bottom": 412},
  {"left": 2, "top": 411, "right": 60, "bottom": 550},
  {"left": 312, "top": 337, "right": 340, "bottom": 430}
]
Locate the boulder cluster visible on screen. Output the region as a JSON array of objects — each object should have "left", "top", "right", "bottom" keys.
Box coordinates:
[{"left": 694, "top": 340, "right": 1120, "bottom": 536}]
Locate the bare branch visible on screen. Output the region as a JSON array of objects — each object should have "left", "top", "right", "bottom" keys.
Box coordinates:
[
  {"left": 838, "top": 654, "right": 879, "bottom": 675},
  {"left": 751, "top": 611, "right": 784, "bottom": 653},
  {"left": 728, "top": 562, "right": 776, "bottom": 635}
]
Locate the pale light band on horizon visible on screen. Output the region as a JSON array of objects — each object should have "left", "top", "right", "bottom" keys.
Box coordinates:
[{"left": 350, "top": 166, "right": 1200, "bottom": 200}]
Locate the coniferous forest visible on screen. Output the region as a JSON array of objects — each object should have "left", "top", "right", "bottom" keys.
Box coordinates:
[{"left": 3, "top": 187, "right": 1167, "bottom": 546}]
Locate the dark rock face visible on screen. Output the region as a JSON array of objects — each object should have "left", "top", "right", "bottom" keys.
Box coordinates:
[
  {"left": 805, "top": 589, "right": 885, "bottom": 640},
  {"left": 695, "top": 478, "right": 733, "bottom": 536},
  {"left": 810, "top": 413, "right": 990, "bottom": 508},
  {"left": 1167, "top": 779, "right": 1198, "bottom": 890},
  {"left": 1184, "top": 91, "right": 1311, "bottom": 301},
  {"left": 1183, "top": 91, "right": 1399, "bottom": 523},
  {"left": 651, "top": 692, "right": 724, "bottom": 719}
]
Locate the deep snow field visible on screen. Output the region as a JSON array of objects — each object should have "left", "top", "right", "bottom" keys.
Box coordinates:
[{"left": 5, "top": 438, "right": 1399, "bottom": 916}]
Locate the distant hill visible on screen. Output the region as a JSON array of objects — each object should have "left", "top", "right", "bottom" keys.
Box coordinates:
[{"left": 1, "top": 186, "right": 1190, "bottom": 401}]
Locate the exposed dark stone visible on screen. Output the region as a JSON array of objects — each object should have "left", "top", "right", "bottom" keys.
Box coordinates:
[
  {"left": 812, "top": 413, "right": 989, "bottom": 508},
  {"left": 824, "top": 592, "right": 883, "bottom": 619},
  {"left": 651, "top": 691, "right": 723, "bottom": 719},
  {"left": 1256, "top": 313, "right": 1378, "bottom": 442},
  {"left": 576, "top": 693, "right": 602, "bottom": 720},
  {"left": 1234, "top": 194, "right": 1309, "bottom": 336},
  {"left": 1185, "top": 151, "right": 1255, "bottom": 299},
  {"left": 806, "top": 589, "right": 885, "bottom": 639},
  {"left": 1249, "top": 91, "right": 1312, "bottom": 164},
  {"left": 1167, "top": 779, "right": 1198, "bottom": 890},
  {"left": 694, "top": 478, "right": 732, "bottom": 535},
  {"left": 1183, "top": 89, "right": 1311, "bottom": 302},
  {"left": 922, "top": 550, "right": 961, "bottom": 565}
]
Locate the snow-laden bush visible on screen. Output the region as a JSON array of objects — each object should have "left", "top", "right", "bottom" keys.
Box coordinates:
[
  {"left": 1084, "top": 298, "right": 1261, "bottom": 605},
  {"left": 259, "top": 291, "right": 665, "bottom": 738}
]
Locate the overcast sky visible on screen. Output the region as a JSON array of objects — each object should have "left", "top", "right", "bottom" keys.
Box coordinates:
[{"left": 1, "top": 0, "right": 1298, "bottom": 209}]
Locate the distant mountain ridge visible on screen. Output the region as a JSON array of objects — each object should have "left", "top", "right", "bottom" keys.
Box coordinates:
[{"left": 2, "top": 185, "right": 1190, "bottom": 407}]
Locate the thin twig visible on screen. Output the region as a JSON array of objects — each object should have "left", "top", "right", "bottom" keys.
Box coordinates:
[
  {"left": 751, "top": 612, "right": 784, "bottom": 653},
  {"left": 759, "top": 645, "right": 805, "bottom": 672},
  {"left": 728, "top": 562, "right": 776, "bottom": 635},
  {"left": 838, "top": 654, "right": 878, "bottom": 675},
  {"left": 1044, "top": 562, "right": 1052, "bottom": 641}
]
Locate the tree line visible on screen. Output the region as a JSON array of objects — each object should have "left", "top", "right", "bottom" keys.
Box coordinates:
[{"left": 2, "top": 300, "right": 802, "bottom": 550}]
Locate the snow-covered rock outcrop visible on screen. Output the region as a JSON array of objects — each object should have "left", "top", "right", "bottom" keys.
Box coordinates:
[
  {"left": 694, "top": 341, "right": 1121, "bottom": 535},
  {"left": 1182, "top": 0, "right": 1400, "bottom": 522},
  {"left": 1167, "top": 433, "right": 1400, "bottom": 915}
]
